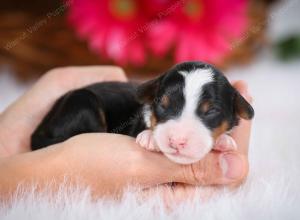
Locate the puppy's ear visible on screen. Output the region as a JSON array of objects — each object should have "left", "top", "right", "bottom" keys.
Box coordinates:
[
  {"left": 137, "top": 76, "right": 163, "bottom": 103},
  {"left": 233, "top": 90, "right": 254, "bottom": 120}
]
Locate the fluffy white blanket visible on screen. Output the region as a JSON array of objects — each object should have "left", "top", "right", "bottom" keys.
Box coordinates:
[{"left": 0, "top": 51, "right": 300, "bottom": 219}]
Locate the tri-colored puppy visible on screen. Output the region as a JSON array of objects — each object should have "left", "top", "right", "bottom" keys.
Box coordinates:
[{"left": 31, "top": 61, "right": 254, "bottom": 164}]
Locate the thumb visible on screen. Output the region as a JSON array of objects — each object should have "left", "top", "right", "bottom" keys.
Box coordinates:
[
  {"left": 175, "top": 151, "right": 247, "bottom": 185},
  {"left": 147, "top": 150, "right": 247, "bottom": 186}
]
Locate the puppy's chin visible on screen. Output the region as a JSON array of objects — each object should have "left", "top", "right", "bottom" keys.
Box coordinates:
[
  {"left": 162, "top": 143, "right": 213, "bottom": 164},
  {"left": 154, "top": 134, "right": 213, "bottom": 164},
  {"left": 163, "top": 152, "right": 204, "bottom": 164}
]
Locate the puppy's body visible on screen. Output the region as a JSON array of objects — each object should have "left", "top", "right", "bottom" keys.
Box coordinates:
[
  {"left": 32, "top": 61, "right": 254, "bottom": 164},
  {"left": 31, "top": 82, "right": 146, "bottom": 149}
]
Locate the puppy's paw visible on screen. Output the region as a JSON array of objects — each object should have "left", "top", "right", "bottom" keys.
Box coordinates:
[{"left": 136, "top": 130, "right": 160, "bottom": 152}]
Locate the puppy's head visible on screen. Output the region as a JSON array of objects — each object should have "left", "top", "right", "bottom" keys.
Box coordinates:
[{"left": 137, "top": 61, "right": 254, "bottom": 164}]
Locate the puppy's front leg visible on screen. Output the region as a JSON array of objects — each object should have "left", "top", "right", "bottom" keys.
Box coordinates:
[{"left": 136, "top": 130, "right": 160, "bottom": 152}]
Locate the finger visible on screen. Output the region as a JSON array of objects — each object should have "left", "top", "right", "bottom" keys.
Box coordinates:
[
  {"left": 141, "top": 184, "right": 197, "bottom": 208},
  {"left": 68, "top": 65, "right": 128, "bottom": 84},
  {"left": 160, "top": 184, "right": 217, "bottom": 207},
  {"left": 46, "top": 66, "right": 128, "bottom": 93},
  {"left": 231, "top": 80, "right": 253, "bottom": 155},
  {"left": 231, "top": 119, "right": 252, "bottom": 155},
  {"left": 173, "top": 151, "right": 248, "bottom": 186},
  {"left": 213, "top": 134, "right": 237, "bottom": 152},
  {"left": 232, "top": 80, "right": 253, "bottom": 103},
  {"left": 141, "top": 183, "right": 218, "bottom": 209}
]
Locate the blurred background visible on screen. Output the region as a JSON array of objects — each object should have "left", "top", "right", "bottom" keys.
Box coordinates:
[
  {"left": 0, "top": 0, "right": 300, "bottom": 126},
  {"left": 0, "top": 0, "right": 277, "bottom": 79}
]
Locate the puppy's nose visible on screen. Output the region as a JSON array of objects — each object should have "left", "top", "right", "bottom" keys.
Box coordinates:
[{"left": 169, "top": 137, "right": 187, "bottom": 150}]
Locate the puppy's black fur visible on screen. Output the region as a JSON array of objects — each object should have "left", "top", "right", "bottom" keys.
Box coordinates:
[{"left": 31, "top": 82, "right": 145, "bottom": 150}]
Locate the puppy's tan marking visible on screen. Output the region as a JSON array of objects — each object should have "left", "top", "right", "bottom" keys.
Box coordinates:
[
  {"left": 150, "top": 114, "right": 157, "bottom": 129},
  {"left": 161, "top": 95, "right": 170, "bottom": 109},
  {"left": 212, "top": 121, "right": 229, "bottom": 140}
]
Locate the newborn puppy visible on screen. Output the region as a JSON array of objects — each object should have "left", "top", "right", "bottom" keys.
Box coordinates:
[
  {"left": 136, "top": 62, "right": 254, "bottom": 164},
  {"left": 31, "top": 61, "right": 254, "bottom": 164}
]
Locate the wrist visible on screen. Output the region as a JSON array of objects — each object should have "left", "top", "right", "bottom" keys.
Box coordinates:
[
  {"left": 0, "top": 111, "right": 31, "bottom": 156},
  {"left": 0, "top": 143, "right": 67, "bottom": 198},
  {"left": 0, "top": 119, "right": 10, "bottom": 157}
]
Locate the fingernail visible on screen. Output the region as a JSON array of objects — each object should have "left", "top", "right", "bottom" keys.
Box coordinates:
[
  {"left": 216, "top": 135, "right": 237, "bottom": 150},
  {"left": 219, "top": 153, "right": 243, "bottom": 180}
]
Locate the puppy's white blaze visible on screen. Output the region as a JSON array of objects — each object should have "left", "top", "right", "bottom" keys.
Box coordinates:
[
  {"left": 181, "top": 68, "right": 213, "bottom": 117},
  {"left": 178, "top": 70, "right": 188, "bottom": 77}
]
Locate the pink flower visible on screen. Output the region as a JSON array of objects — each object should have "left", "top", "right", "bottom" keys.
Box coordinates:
[
  {"left": 67, "top": 0, "right": 249, "bottom": 66},
  {"left": 67, "top": 0, "right": 148, "bottom": 65},
  {"left": 147, "top": 0, "right": 248, "bottom": 63}
]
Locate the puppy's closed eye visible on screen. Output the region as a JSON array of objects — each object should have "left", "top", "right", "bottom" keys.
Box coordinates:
[{"left": 204, "top": 107, "right": 221, "bottom": 117}]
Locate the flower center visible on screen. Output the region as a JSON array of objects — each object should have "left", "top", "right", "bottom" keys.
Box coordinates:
[
  {"left": 184, "top": 0, "right": 202, "bottom": 20},
  {"left": 110, "top": 0, "right": 137, "bottom": 20}
]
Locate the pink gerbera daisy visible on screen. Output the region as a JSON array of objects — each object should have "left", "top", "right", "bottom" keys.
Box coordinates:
[{"left": 67, "top": 0, "right": 249, "bottom": 66}]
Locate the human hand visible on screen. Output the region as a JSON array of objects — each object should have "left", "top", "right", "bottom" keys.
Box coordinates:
[
  {"left": 0, "top": 66, "right": 127, "bottom": 157},
  {"left": 0, "top": 68, "right": 252, "bottom": 200},
  {"left": 27, "top": 80, "right": 252, "bottom": 197}
]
